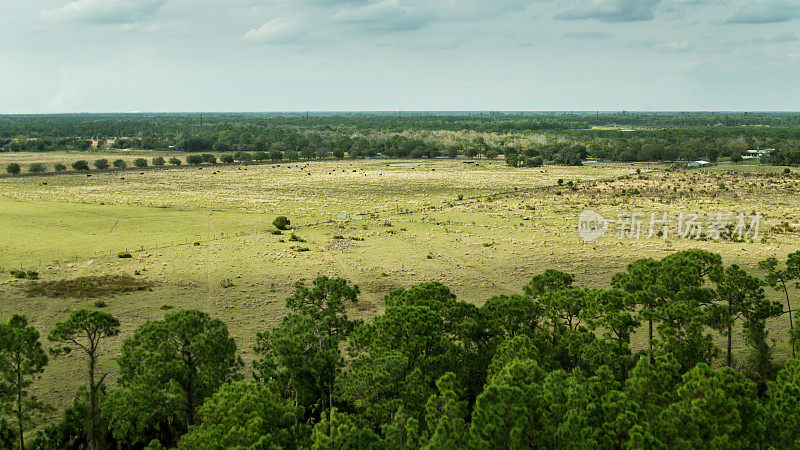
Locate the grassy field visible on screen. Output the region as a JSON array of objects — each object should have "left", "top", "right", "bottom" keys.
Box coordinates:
[{"left": 1, "top": 152, "right": 798, "bottom": 411}]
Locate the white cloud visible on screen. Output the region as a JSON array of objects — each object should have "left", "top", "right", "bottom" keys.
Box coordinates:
[
  {"left": 244, "top": 18, "right": 309, "bottom": 43},
  {"left": 40, "top": 0, "right": 167, "bottom": 24}
]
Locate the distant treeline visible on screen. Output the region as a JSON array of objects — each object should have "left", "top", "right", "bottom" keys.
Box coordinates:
[
  {"left": 1, "top": 113, "right": 800, "bottom": 165},
  {"left": 2, "top": 249, "right": 800, "bottom": 448}
]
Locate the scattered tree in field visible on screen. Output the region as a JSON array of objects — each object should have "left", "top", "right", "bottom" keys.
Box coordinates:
[
  {"left": 133, "top": 158, "right": 148, "bottom": 168},
  {"left": 72, "top": 160, "right": 90, "bottom": 171},
  {"left": 93, "top": 159, "right": 109, "bottom": 170},
  {"left": 48, "top": 310, "right": 120, "bottom": 450},
  {"left": 0, "top": 315, "right": 49, "bottom": 450},
  {"left": 201, "top": 154, "right": 217, "bottom": 164},
  {"left": 152, "top": 156, "right": 165, "bottom": 167},
  {"left": 112, "top": 159, "right": 126, "bottom": 168},
  {"left": 220, "top": 155, "right": 234, "bottom": 164},
  {"left": 54, "top": 163, "right": 67, "bottom": 172},
  {"left": 272, "top": 216, "right": 291, "bottom": 230},
  {"left": 168, "top": 157, "right": 182, "bottom": 166},
  {"left": 186, "top": 155, "right": 203, "bottom": 165},
  {"left": 27, "top": 163, "right": 46, "bottom": 174},
  {"left": 6, "top": 163, "right": 20, "bottom": 175},
  {"left": 253, "top": 151, "right": 268, "bottom": 161}
]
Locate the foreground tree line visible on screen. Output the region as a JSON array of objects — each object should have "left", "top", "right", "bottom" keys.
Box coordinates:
[{"left": 2, "top": 249, "right": 800, "bottom": 449}]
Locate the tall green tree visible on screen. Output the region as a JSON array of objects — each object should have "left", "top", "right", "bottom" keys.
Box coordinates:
[
  {"left": 712, "top": 264, "right": 782, "bottom": 367},
  {"left": 106, "top": 309, "right": 243, "bottom": 446},
  {"left": 0, "top": 315, "right": 48, "bottom": 449},
  {"left": 759, "top": 251, "right": 800, "bottom": 358},
  {"left": 177, "top": 380, "right": 299, "bottom": 449},
  {"left": 254, "top": 276, "right": 359, "bottom": 418},
  {"left": 48, "top": 310, "right": 119, "bottom": 450}
]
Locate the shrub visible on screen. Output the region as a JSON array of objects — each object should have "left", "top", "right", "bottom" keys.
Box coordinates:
[
  {"left": 112, "top": 159, "right": 126, "bottom": 168},
  {"left": 169, "top": 157, "right": 182, "bottom": 166},
  {"left": 6, "top": 163, "right": 20, "bottom": 175},
  {"left": 152, "top": 156, "right": 165, "bottom": 167},
  {"left": 233, "top": 151, "right": 253, "bottom": 162},
  {"left": 94, "top": 300, "right": 107, "bottom": 308},
  {"left": 28, "top": 163, "right": 46, "bottom": 174},
  {"left": 72, "top": 160, "right": 90, "bottom": 171},
  {"left": 23, "top": 275, "right": 153, "bottom": 298},
  {"left": 220, "top": 155, "right": 234, "bottom": 164},
  {"left": 186, "top": 155, "right": 203, "bottom": 165},
  {"left": 731, "top": 153, "right": 743, "bottom": 163},
  {"left": 288, "top": 234, "right": 306, "bottom": 242},
  {"left": 270, "top": 229, "right": 282, "bottom": 235},
  {"left": 54, "top": 163, "right": 67, "bottom": 172},
  {"left": 201, "top": 154, "right": 217, "bottom": 164},
  {"left": 273, "top": 216, "right": 291, "bottom": 230},
  {"left": 117, "top": 252, "right": 133, "bottom": 258},
  {"left": 784, "top": 168, "right": 791, "bottom": 175},
  {"left": 253, "top": 151, "right": 268, "bottom": 161},
  {"left": 133, "top": 158, "right": 148, "bottom": 168},
  {"left": 9, "top": 270, "right": 38, "bottom": 280},
  {"left": 160, "top": 304, "right": 174, "bottom": 310},
  {"left": 529, "top": 156, "right": 544, "bottom": 167},
  {"left": 557, "top": 178, "right": 564, "bottom": 186},
  {"left": 93, "top": 159, "right": 109, "bottom": 170}
]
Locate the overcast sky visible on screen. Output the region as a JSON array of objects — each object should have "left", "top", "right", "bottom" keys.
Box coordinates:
[{"left": 1, "top": 0, "right": 799, "bottom": 113}]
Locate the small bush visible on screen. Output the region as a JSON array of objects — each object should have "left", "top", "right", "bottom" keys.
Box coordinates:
[
  {"left": 169, "top": 157, "right": 182, "bottom": 166},
  {"left": 220, "top": 155, "right": 235, "bottom": 164},
  {"left": 220, "top": 278, "right": 234, "bottom": 288},
  {"left": 293, "top": 246, "right": 311, "bottom": 252},
  {"left": 273, "top": 216, "right": 291, "bottom": 230},
  {"left": 784, "top": 168, "right": 791, "bottom": 175},
  {"left": 332, "top": 235, "right": 345, "bottom": 239},
  {"left": 94, "top": 300, "right": 107, "bottom": 308},
  {"left": 9, "top": 270, "right": 37, "bottom": 280},
  {"left": 133, "top": 158, "right": 148, "bottom": 168},
  {"left": 557, "top": 178, "right": 564, "bottom": 186},
  {"left": 201, "top": 154, "right": 217, "bottom": 164},
  {"left": 54, "top": 163, "right": 67, "bottom": 172},
  {"left": 28, "top": 163, "right": 47, "bottom": 174},
  {"left": 193, "top": 241, "right": 201, "bottom": 246},
  {"left": 152, "top": 156, "right": 166, "bottom": 167},
  {"left": 289, "top": 234, "right": 306, "bottom": 242},
  {"left": 160, "top": 304, "right": 174, "bottom": 310},
  {"left": 72, "top": 160, "right": 90, "bottom": 171},
  {"left": 117, "top": 252, "right": 133, "bottom": 258},
  {"left": 270, "top": 229, "right": 282, "bottom": 235},
  {"left": 113, "top": 159, "right": 127, "bottom": 168},
  {"left": 94, "top": 159, "right": 110, "bottom": 170},
  {"left": 457, "top": 194, "right": 464, "bottom": 201},
  {"left": 186, "top": 155, "right": 203, "bottom": 165},
  {"left": 5, "top": 163, "right": 20, "bottom": 175}
]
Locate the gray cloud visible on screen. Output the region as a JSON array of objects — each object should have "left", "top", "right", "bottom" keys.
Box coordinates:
[
  {"left": 40, "top": 0, "right": 167, "bottom": 24},
  {"left": 726, "top": 1, "right": 800, "bottom": 24},
  {"left": 556, "top": 0, "right": 661, "bottom": 23}
]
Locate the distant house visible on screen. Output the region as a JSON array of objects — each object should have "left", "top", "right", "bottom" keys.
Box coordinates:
[
  {"left": 744, "top": 149, "right": 773, "bottom": 158},
  {"left": 687, "top": 160, "right": 711, "bottom": 168}
]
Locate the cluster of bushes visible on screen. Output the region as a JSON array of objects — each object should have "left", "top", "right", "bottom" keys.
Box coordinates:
[{"left": 3, "top": 249, "right": 800, "bottom": 448}]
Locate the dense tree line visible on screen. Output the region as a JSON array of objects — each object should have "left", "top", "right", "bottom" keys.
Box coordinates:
[
  {"left": 2, "top": 114, "right": 800, "bottom": 166},
  {"left": 2, "top": 249, "right": 799, "bottom": 448}
]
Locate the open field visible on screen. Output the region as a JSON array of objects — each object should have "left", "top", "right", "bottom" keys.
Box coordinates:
[{"left": 1, "top": 152, "right": 798, "bottom": 411}]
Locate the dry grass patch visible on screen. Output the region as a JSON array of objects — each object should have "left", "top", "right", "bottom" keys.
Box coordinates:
[{"left": 24, "top": 274, "right": 154, "bottom": 298}]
